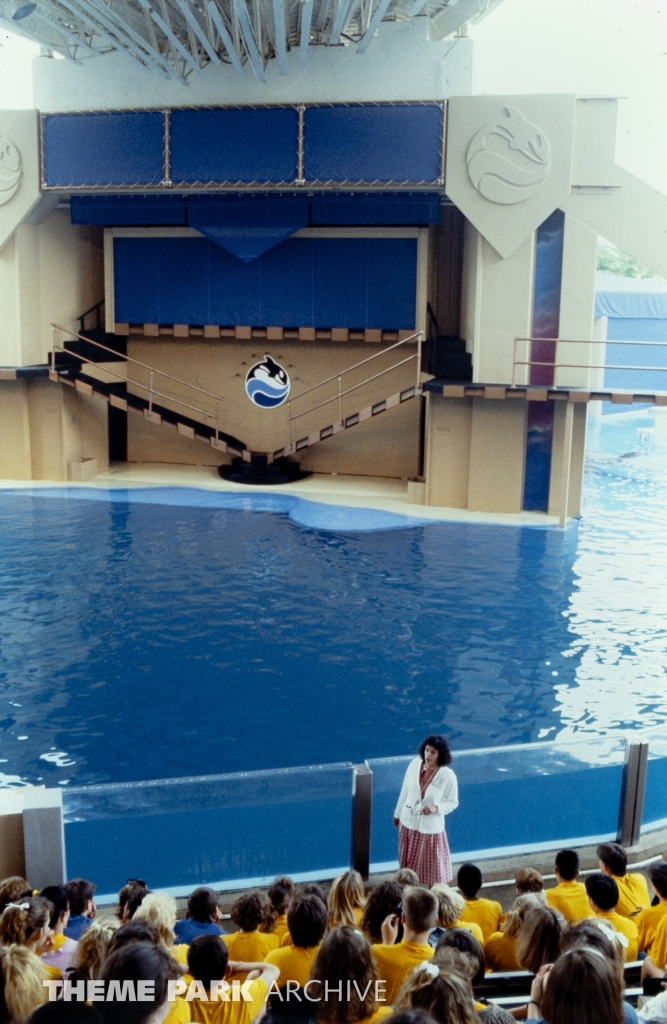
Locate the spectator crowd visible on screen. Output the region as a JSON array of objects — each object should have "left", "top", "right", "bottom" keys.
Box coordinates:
[{"left": 0, "top": 841, "right": 666, "bottom": 1024}]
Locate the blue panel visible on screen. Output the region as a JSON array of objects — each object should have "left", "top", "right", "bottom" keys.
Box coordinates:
[
  {"left": 311, "top": 193, "right": 441, "bottom": 225},
  {"left": 304, "top": 105, "right": 443, "bottom": 183},
  {"left": 188, "top": 195, "right": 309, "bottom": 262},
  {"left": 43, "top": 112, "right": 164, "bottom": 187},
  {"left": 366, "top": 238, "right": 417, "bottom": 329},
  {"left": 71, "top": 195, "right": 186, "bottom": 226},
  {"left": 114, "top": 238, "right": 160, "bottom": 323},
  {"left": 259, "top": 239, "right": 314, "bottom": 325},
  {"left": 170, "top": 108, "right": 299, "bottom": 184},
  {"left": 313, "top": 239, "right": 368, "bottom": 327},
  {"left": 606, "top": 318, "right": 667, "bottom": 341},
  {"left": 604, "top": 320, "right": 667, "bottom": 390},
  {"left": 113, "top": 236, "right": 416, "bottom": 328},
  {"left": 157, "top": 238, "right": 211, "bottom": 325},
  {"left": 643, "top": 755, "right": 667, "bottom": 827}
]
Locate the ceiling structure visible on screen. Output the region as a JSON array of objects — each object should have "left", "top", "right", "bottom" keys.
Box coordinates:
[{"left": 0, "top": 0, "right": 504, "bottom": 83}]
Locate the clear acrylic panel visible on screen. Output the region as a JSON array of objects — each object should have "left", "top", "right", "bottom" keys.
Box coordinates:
[
  {"left": 368, "top": 735, "right": 627, "bottom": 870},
  {"left": 63, "top": 762, "right": 354, "bottom": 898}
]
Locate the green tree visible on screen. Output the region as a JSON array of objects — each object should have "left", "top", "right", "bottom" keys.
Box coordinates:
[{"left": 597, "top": 239, "right": 665, "bottom": 281}]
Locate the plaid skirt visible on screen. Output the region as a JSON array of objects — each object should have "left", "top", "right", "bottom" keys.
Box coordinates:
[{"left": 399, "top": 825, "right": 452, "bottom": 887}]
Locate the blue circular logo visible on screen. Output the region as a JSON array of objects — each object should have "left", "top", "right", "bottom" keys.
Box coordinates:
[{"left": 245, "top": 355, "right": 291, "bottom": 409}]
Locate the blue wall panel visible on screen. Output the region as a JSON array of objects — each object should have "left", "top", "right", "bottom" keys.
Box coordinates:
[
  {"left": 71, "top": 195, "right": 186, "bottom": 225},
  {"left": 304, "top": 105, "right": 443, "bottom": 183},
  {"left": 114, "top": 236, "right": 417, "bottom": 328},
  {"left": 43, "top": 112, "right": 165, "bottom": 187},
  {"left": 170, "top": 108, "right": 299, "bottom": 184},
  {"left": 311, "top": 193, "right": 441, "bottom": 225}
]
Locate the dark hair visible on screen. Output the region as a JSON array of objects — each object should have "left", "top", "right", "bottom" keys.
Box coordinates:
[
  {"left": 456, "top": 864, "right": 482, "bottom": 900},
  {"left": 596, "top": 843, "right": 627, "bottom": 878},
  {"left": 98, "top": 943, "right": 181, "bottom": 1024},
  {"left": 288, "top": 893, "right": 328, "bottom": 949},
  {"left": 386, "top": 1013, "right": 438, "bottom": 1024},
  {"left": 107, "top": 920, "right": 160, "bottom": 957},
  {"left": 561, "top": 921, "right": 624, "bottom": 974},
  {"left": 403, "top": 887, "right": 439, "bottom": 934},
  {"left": 265, "top": 877, "right": 295, "bottom": 932},
  {"left": 39, "top": 886, "right": 68, "bottom": 929},
  {"left": 30, "top": 1005, "right": 104, "bottom": 1023},
  {"left": 515, "top": 868, "right": 543, "bottom": 894},
  {"left": 116, "top": 882, "right": 149, "bottom": 922},
  {"left": 187, "top": 887, "right": 220, "bottom": 924},
  {"left": 585, "top": 872, "right": 619, "bottom": 912},
  {"left": 516, "top": 907, "right": 563, "bottom": 974},
  {"left": 187, "top": 933, "right": 229, "bottom": 989},
  {"left": 555, "top": 850, "right": 580, "bottom": 882},
  {"left": 0, "top": 878, "right": 31, "bottom": 914},
  {"left": 66, "top": 879, "right": 96, "bottom": 916},
  {"left": 418, "top": 736, "right": 452, "bottom": 767},
  {"left": 541, "top": 947, "right": 623, "bottom": 1024},
  {"left": 265, "top": 986, "right": 320, "bottom": 1023},
  {"left": 434, "top": 929, "right": 485, "bottom": 987},
  {"left": 309, "top": 926, "right": 378, "bottom": 1024},
  {"left": 361, "top": 882, "right": 403, "bottom": 945},
  {"left": 298, "top": 883, "right": 327, "bottom": 903},
  {"left": 649, "top": 862, "right": 667, "bottom": 900},
  {"left": 231, "top": 891, "right": 269, "bottom": 932},
  {"left": 0, "top": 896, "right": 51, "bottom": 946}
]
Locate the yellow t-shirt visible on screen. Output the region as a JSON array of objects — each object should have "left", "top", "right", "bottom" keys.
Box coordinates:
[
  {"left": 613, "top": 872, "right": 651, "bottom": 919},
  {"left": 224, "top": 931, "right": 280, "bottom": 962},
  {"left": 484, "top": 932, "right": 519, "bottom": 973},
  {"left": 165, "top": 998, "right": 192, "bottom": 1024},
  {"left": 637, "top": 901, "right": 667, "bottom": 955},
  {"left": 264, "top": 944, "right": 319, "bottom": 988},
  {"left": 171, "top": 945, "right": 190, "bottom": 965},
  {"left": 271, "top": 915, "right": 290, "bottom": 944},
  {"left": 647, "top": 914, "right": 667, "bottom": 970},
  {"left": 459, "top": 898, "right": 503, "bottom": 944},
  {"left": 545, "top": 881, "right": 591, "bottom": 923},
  {"left": 358, "top": 1007, "right": 393, "bottom": 1024},
  {"left": 189, "top": 978, "right": 268, "bottom": 1024},
  {"left": 450, "top": 920, "right": 484, "bottom": 945},
  {"left": 371, "top": 940, "right": 434, "bottom": 1005},
  {"left": 595, "top": 910, "right": 639, "bottom": 962}
]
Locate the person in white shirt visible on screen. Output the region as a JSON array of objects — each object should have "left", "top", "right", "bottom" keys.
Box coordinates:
[{"left": 393, "top": 734, "right": 459, "bottom": 886}]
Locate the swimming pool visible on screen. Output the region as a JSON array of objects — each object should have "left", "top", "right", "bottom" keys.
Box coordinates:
[{"left": 0, "top": 409, "right": 666, "bottom": 788}]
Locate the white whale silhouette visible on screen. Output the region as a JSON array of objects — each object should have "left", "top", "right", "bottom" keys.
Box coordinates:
[
  {"left": 0, "top": 134, "right": 21, "bottom": 207},
  {"left": 466, "top": 107, "right": 550, "bottom": 205}
]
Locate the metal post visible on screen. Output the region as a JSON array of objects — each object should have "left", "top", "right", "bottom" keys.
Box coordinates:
[
  {"left": 559, "top": 401, "right": 574, "bottom": 529},
  {"left": 416, "top": 333, "right": 423, "bottom": 390},
  {"left": 51, "top": 325, "right": 56, "bottom": 378},
  {"left": 618, "top": 738, "right": 649, "bottom": 847},
  {"left": 338, "top": 376, "right": 342, "bottom": 423},
  {"left": 23, "top": 787, "right": 67, "bottom": 888},
  {"left": 148, "top": 370, "right": 154, "bottom": 418},
  {"left": 350, "top": 763, "right": 373, "bottom": 880},
  {"left": 215, "top": 399, "right": 219, "bottom": 445},
  {"left": 288, "top": 401, "right": 292, "bottom": 452}
]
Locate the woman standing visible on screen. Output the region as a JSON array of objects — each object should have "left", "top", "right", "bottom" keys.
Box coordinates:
[{"left": 393, "top": 735, "right": 458, "bottom": 887}]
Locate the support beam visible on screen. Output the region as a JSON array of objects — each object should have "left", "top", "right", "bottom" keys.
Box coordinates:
[
  {"left": 272, "top": 0, "right": 288, "bottom": 73},
  {"left": 559, "top": 400, "right": 574, "bottom": 528},
  {"left": 23, "top": 788, "right": 67, "bottom": 890},
  {"left": 357, "top": 0, "right": 392, "bottom": 53},
  {"left": 350, "top": 764, "right": 372, "bottom": 880},
  {"left": 299, "top": 0, "right": 313, "bottom": 65},
  {"left": 170, "top": 0, "right": 221, "bottom": 64},
  {"left": 618, "top": 739, "right": 649, "bottom": 848},
  {"left": 232, "top": 0, "right": 266, "bottom": 82},
  {"left": 207, "top": 1, "right": 244, "bottom": 75},
  {"left": 328, "top": 0, "right": 355, "bottom": 45},
  {"left": 152, "top": 8, "right": 205, "bottom": 75}
]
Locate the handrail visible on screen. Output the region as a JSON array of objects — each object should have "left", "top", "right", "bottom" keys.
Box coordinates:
[
  {"left": 50, "top": 323, "right": 228, "bottom": 444},
  {"left": 286, "top": 331, "right": 423, "bottom": 450},
  {"left": 512, "top": 335, "right": 667, "bottom": 389},
  {"left": 51, "top": 324, "right": 225, "bottom": 403}
]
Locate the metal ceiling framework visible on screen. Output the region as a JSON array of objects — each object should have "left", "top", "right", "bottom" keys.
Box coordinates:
[{"left": 0, "top": 0, "right": 503, "bottom": 83}]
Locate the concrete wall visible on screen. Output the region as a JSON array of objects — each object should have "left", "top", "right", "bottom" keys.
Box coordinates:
[
  {"left": 126, "top": 337, "right": 421, "bottom": 478},
  {"left": 0, "top": 377, "right": 109, "bottom": 481},
  {"left": 0, "top": 209, "right": 104, "bottom": 369},
  {"left": 547, "top": 401, "right": 587, "bottom": 519}
]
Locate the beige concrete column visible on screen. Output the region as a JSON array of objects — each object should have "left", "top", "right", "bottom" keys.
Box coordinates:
[
  {"left": 0, "top": 380, "right": 32, "bottom": 479},
  {"left": 424, "top": 393, "right": 473, "bottom": 508},
  {"left": 548, "top": 400, "right": 587, "bottom": 520},
  {"left": 467, "top": 398, "right": 527, "bottom": 514}
]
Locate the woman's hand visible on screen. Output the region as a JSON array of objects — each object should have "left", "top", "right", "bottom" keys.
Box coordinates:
[
  {"left": 529, "top": 963, "right": 553, "bottom": 1011},
  {"left": 393, "top": 817, "right": 400, "bottom": 827},
  {"left": 422, "top": 805, "right": 438, "bottom": 815},
  {"left": 380, "top": 913, "right": 400, "bottom": 945}
]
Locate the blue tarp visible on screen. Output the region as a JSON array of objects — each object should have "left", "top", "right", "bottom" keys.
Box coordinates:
[{"left": 595, "top": 273, "right": 667, "bottom": 319}]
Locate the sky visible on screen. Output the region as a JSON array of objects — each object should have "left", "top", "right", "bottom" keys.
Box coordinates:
[{"left": 1, "top": 0, "right": 666, "bottom": 193}]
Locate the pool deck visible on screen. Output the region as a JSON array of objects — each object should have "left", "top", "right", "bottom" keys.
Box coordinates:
[{"left": 0, "top": 463, "right": 561, "bottom": 528}]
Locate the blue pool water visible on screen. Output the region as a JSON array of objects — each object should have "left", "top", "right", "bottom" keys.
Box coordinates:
[{"left": 0, "top": 410, "right": 666, "bottom": 788}]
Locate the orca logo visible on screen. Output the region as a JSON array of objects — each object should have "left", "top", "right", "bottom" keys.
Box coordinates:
[
  {"left": 0, "top": 134, "right": 21, "bottom": 207},
  {"left": 466, "top": 106, "right": 550, "bottom": 205},
  {"left": 245, "top": 355, "right": 291, "bottom": 409}
]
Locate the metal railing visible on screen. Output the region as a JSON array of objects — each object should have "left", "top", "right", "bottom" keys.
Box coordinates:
[
  {"left": 50, "top": 323, "right": 229, "bottom": 446},
  {"left": 286, "top": 331, "right": 423, "bottom": 451},
  {"left": 513, "top": 336, "right": 667, "bottom": 390}
]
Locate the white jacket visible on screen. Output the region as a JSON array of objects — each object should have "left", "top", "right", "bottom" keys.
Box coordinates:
[{"left": 394, "top": 757, "right": 458, "bottom": 835}]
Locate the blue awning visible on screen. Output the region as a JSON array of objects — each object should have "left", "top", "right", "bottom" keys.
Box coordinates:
[{"left": 187, "top": 195, "right": 309, "bottom": 262}]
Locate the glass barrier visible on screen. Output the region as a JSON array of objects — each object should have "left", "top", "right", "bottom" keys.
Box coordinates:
[
  {"left": 63, "top": 762, "right": 354, "bottom": 898},
  {"left": 367, "top": 735, "right": 627, "bottom": 871},
  {"left": 641, "top": 728, "right": 667, "bottom": 830}
]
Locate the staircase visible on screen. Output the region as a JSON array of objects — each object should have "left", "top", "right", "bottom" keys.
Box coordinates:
[{"left": 49, "top": 317, "right": 425, "bottom": 480}]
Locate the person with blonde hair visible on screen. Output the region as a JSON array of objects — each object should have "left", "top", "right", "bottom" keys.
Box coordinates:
[
  {"left": 69, "top": 917, "right": 119, "bottom": 981},
  {"left": 393, "top": 962, "right": 478, "bottom": 1024},
  {"left": 309, "top": 926, "right": 390, "bottom": 1024},
  {"left": 485, "top": 894, "right": 543, "bottom": 973},
  {"left": 394, "top": 870, "right": 420, "bottom": 889},
  {"left": 0, "top": 944, "right": 47, "bottom": 1023},
  {"left": 430, "top": 886, "right": 483, "bottom": 946},
  {"left": 328, "top": 871, "right": 366, "bottom": 928},
  {"left": 134, "top": 892, "right": 188, "bottom": 964},
  {"left": 516, "top": 906, "right": 564, "bottom": 975}
]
